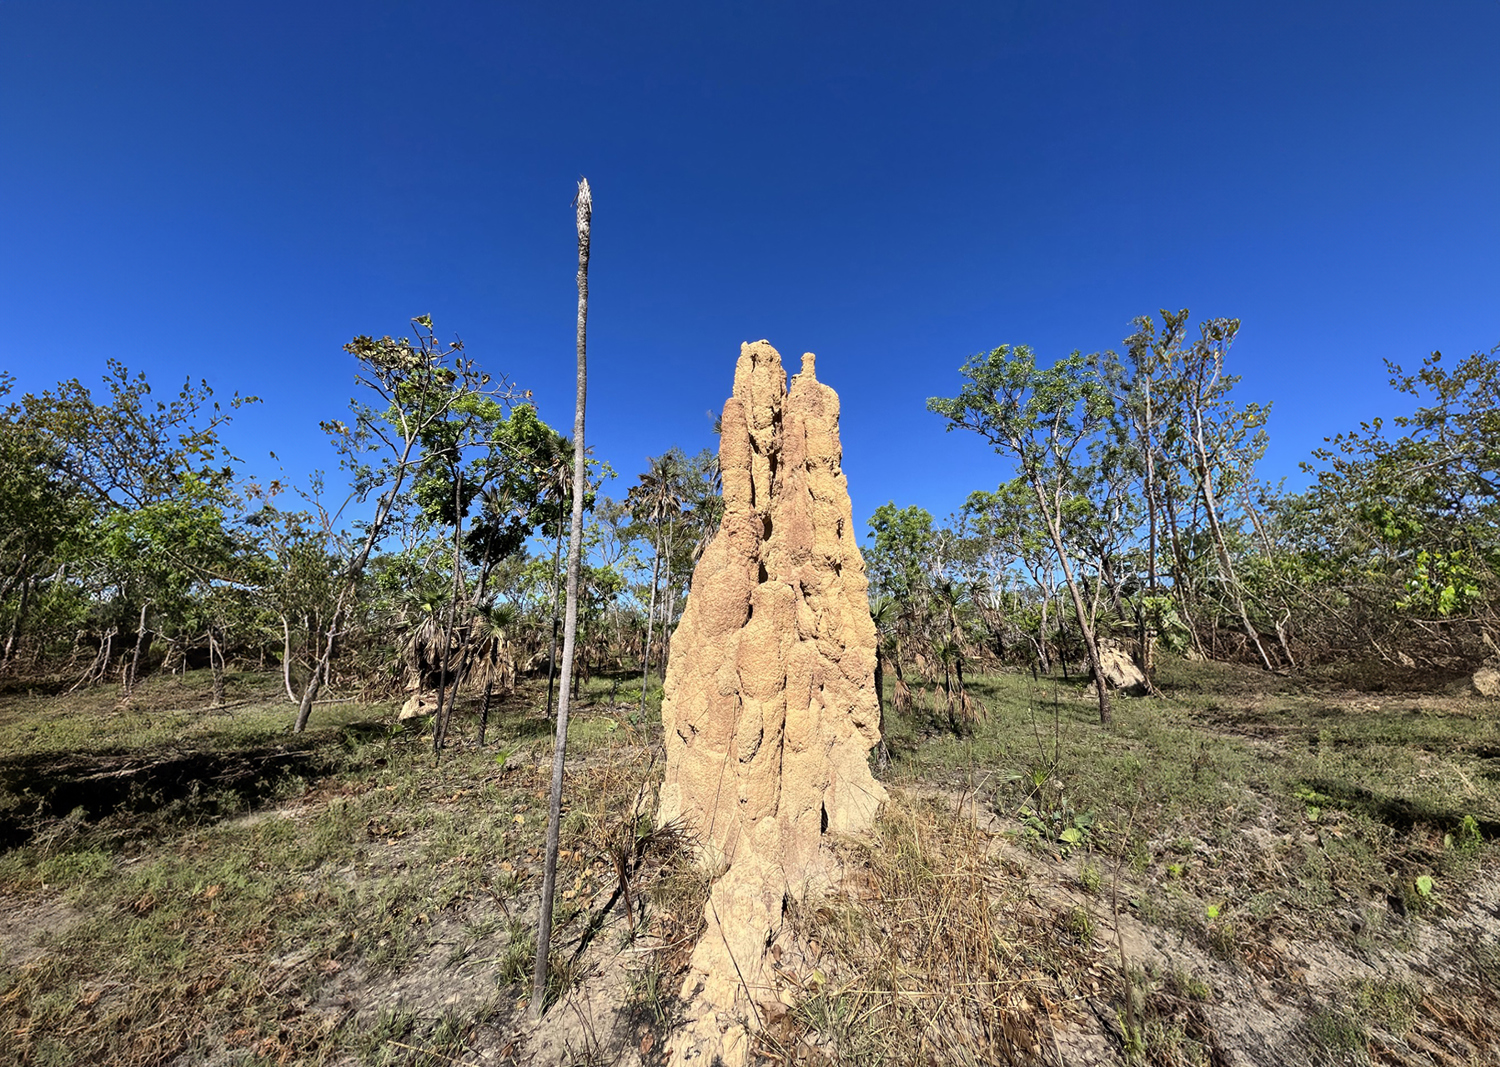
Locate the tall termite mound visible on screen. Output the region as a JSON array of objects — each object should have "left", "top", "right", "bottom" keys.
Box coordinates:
[{"left": 659, "top": 341, "right": 886, "bottom": 1064}]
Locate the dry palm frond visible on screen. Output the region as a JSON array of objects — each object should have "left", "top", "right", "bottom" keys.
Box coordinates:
[
  {"left": 893, "top": 677, "right": 913, "bottom": 714},
  {"left": 395, "top": 600, "right": 482, "bottom": 700},
  {"left": 960, "top": 689, "right": 984, "bottom": 723}
]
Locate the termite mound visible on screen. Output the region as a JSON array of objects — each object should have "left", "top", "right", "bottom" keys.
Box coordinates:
[{"left": 658, "top": 341, "right": 886, "bottom": 1065}]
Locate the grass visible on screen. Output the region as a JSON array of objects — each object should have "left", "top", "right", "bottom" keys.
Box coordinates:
[
  {"left": 767, "top": 790, "right": 1077, "bottom": 1066},
  {"left": 0, "top": 668, "right": 672, "bottom": 1066},
  {"left": 803, "top": 657, "right": 1500, "bottom": 1065},
  {"left": 4, "top": 659, "right": 1498, "bottom": 1065},
  {"left": 878, "top": 660, "right": 1500, "bottom": 958}
]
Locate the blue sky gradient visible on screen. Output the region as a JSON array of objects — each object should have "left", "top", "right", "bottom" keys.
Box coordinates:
[{"left": 3, "top": 1, "right": 1496, "bottom": 528}]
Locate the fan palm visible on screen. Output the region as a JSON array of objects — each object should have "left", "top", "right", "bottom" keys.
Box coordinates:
[{"left": 468, "top": 600, "right": 518, "bottom": 745}]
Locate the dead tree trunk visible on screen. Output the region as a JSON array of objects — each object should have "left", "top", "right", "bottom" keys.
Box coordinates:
[{"left": 534, "top": 176, "right": 591, "bottom": 1016}]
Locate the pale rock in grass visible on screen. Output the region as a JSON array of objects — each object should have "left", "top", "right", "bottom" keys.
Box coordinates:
[
  {"left": 1097, "top": 639, "right": 1148, "bottom": 694},
  {"left": 1473, "top": 656, "right": 1500, "bottom": 699},
  {"left": 658, "top": 341, "right": 886, "bottom": 1065},
  {"left": 399, "top": 690, "right": 439, "bottom": 720}
]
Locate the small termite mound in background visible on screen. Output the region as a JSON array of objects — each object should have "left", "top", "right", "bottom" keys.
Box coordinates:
[{"left": 657, "top": 340, "right": 887, "bottom": 1065}]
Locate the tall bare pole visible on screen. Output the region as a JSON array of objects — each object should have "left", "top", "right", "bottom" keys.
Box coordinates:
[{"left": 533, "top": 176, "right": 591, "bottom": 1014}]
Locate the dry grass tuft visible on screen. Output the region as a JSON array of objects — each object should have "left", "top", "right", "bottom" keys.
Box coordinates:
[{"left": 766, "top": 790, "right": 1080, "bottom": 1066}]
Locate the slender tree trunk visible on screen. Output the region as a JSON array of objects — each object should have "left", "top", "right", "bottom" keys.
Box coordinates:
[
  {"left": 1189, "top": 411, "right": 1274, "bottom": 671},
  {"left": 873, "top": 648, "right": 890, "bottom": 771},
  {"left": 281, "top": 614, "right": 296, "bottom": 702},
  {"left": 1029, "top": 477, "right": 1111, "bottom": 725},
  {"left": 294, "top": 427, "right": 425, "bottom": 733},
  {"left": 435, "top": 471, "right": 468, "bottom": 753},
  {"left": 545, "top": 512, "right": 564, "bottom": 717},
  {"left": 479, "top": 680, "right": 493, "bottom": 746},
  {"left": 433, "top": 632, "right": 451, "bottom": 747},
  {"left": 1161, "top": 480, "right": 1205, "bottom": 657},
  {"left": 638, "top": 524, "right": 662, "bottom": 710},
  {"left": 1055, "top": 588, "right": 1069, "bottom": 680},
  {"left": 2, "top": 577, "right": 31, "bottom": 671},
  {"left": 1141, "top": 374, "right": 1161, "bottom": 686},
  {"left": 1037, "top": 591, "right": 1050, "bottom": 675},
  {"left": 295, "top": 585, "right": 351, "bottom": 733},
  {"left": 125, "top": 601, "right": 150, "bottom": 698},
  {"left": 208, "top": 629, "right": 225, "bottom": 707},
  {"left": 535, "top": 176, "right": 590, "bottom": 1016},
  {"left": 1239, "top": 483, "right": 1297, "bottom": 669},
  {"left": 657, "top": 546, "right": 673, "bottom": 679}
]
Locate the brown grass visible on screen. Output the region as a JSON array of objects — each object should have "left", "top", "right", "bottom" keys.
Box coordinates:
[{"left": 761, "top": 790, "right": 1084, "bottom": 1066}]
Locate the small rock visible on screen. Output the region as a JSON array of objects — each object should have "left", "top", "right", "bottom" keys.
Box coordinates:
[
  {"left": 1097, "top": 640, "right": 1147, "bottom": 694},
  {"left": 1472, "top": 657, "right": 1500, "bottom": 698}
]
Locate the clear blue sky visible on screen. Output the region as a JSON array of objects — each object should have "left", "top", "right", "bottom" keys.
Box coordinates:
[{"left": 3, "top": 1, "right": 1496, "bottom": 530}]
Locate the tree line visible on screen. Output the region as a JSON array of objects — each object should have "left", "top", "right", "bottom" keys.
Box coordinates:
[
  {"left": 876, "top": 311, "right": 1498, "bottom": 725},
  {"left": 2, "top": 310, "right": 1495, "bottom": 732},
  {"left": 0, "top": 318, "right": 721, "bottom": 738}
]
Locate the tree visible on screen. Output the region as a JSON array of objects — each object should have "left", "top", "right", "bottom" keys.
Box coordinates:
[
  {"left": 536, "top": 433, "right": 574, "bottom": 719},
  {"left": 3, "top": 363, "right": 257, "bottom": 688},
  {"left": 960, "top": 483, "right": 1059, "bottom": 673},
  {"left": 243, "top": 501, "right": 336, "bottom": 702},
  {"left": 864, "top": 502, "right": 939, "bottom": 706},
  {"left": 534, "top": 176, "right": 591, "bottom": 1013},
  {"left": 1121, "top": 312, "right": 1187, "bottom": 680},
  {"left": 929, "top": 345, "right": 1116, "bottom": 725},
  {"left": 868, "top": 594, "right": 896, "bottom": 769},
  {"left": 628, "top": 450, "right": 686, "bottom": 708},
  {"left": 0, "top": 374, "right": 93, "bottom": 673},
  {"left": 1172, "top": 318, "right": 1275, "bottom": 670},
  {"left": 1294, "top": 344, "right": 1500, "bottom": 663},
  {"left": 293, "top": 316, "right": 520, "bottom": 733},
  {"left": 534, "top": 435, "right": 609, "bottom": 717}
]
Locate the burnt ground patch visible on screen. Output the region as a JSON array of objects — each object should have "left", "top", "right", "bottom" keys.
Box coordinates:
[{"left": 0, "top": 740, "right": 342, "bottom": 849}]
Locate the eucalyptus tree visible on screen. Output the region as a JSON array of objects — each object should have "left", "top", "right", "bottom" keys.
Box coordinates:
[
  {"left": 1121, "top": 312, "right": 1189, "bottom": 679},
  {"left": 1170, "top": 317, "right": 1276, "bottom": 670},
  {"left": 293, "top": 316, "right": 523, "bottom": 734},
  {"left": 929, "top": 345, "right": 1117, "bottom": 725}
]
